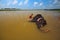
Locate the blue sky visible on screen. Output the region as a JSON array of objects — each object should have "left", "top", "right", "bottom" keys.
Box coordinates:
[{"left": 0, "top": 0, "right": 60, "bottom": 9}]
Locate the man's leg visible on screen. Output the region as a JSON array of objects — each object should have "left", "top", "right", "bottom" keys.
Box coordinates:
[
  {"left": 42, "top": 20, "right": 47, "bottom": 27},
  {"left": 36, "top": 22, "right": 41, "bottom": 29},
  {"left": 29, "top": 19, "right": 36, "bottom": 22},
  {"left": 36, "top": 22, "right": 45, "bottom": 32}
]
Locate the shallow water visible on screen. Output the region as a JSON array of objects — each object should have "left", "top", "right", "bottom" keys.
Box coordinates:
[{"left": 0, "top": 11, "right": 60, "bottom": 40}]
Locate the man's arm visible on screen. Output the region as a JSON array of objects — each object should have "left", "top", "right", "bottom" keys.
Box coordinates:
[{"left": 37, "top": 18, "right": 42, "bottom": 22}]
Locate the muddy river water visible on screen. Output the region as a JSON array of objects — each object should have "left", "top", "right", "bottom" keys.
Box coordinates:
[{"left": 0, "top": 11, "right": 60, "bottom": 40}]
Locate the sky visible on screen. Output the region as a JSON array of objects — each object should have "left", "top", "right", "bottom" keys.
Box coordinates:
[{"left": 0, "top": 0, "right": 60, "bottom": 9}]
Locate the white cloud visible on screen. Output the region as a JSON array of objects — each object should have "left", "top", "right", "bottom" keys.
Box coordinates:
[
  {"left": 7, "top": 2, "right": 11, "bottom": 6},
  {"left": 53, "top": 0, "right": 60, "bottom": 4},
  {"left": 24, "top": 0, "right": 29, "bottom": 4},
  {"left": 6, "top": 0, "right": 12, "bottom": 6},
  {"left": 34, "top": 2, "right": 43, "bottom": 7},
  {"left": 13, "top": 0, "right": 18, "bottom": 5},
  {"left": 39, "top": 3, "right": 43, "bottom": 6},
  {"left": 19, "top": 2, "right": 23, "bottom": 6},
  {"left": 53, "top": 0, "right": 58, "bottom": 4},
  {"left": 52, "top": 0, "right": 60, "bottom": 6},
  {"left": 34, "top": 2, "right": 38, "bottom": 6}
]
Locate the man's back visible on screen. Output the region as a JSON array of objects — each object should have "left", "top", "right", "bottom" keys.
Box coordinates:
[{"left": 32, "top": 14, "right": 44, "bottom": 22}]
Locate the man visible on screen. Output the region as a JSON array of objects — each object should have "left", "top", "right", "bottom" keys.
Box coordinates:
[{"left": 29, "top": 14, "right": 47, "bottom": 30}]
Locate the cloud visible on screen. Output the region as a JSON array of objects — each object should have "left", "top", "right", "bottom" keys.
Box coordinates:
[
  {"left": 19, "top": 0, "right": 29, "bottom": 6},
  {"left": 34, "top": 2, "right": 43, "bottom": 7},
  {"left": 0, "top": 4, "right": 6, "bottom": 8},
  {"left": 53, "top": 0, "right": 58, "bottom": 4},
  {"left": 53, "top": 0, "right": 60, "bottom": 4},
  {"left": 19, "top": 2, "right": 23, "bottom": 6},
  {"left": 39, "top": 3, "right": 43, "bottom": 6},
  {"left": 24, "top": 0, "right": 29, "bottom": 4},
  {"left": 12, "top": 0, "right": 18, "bottom": 5},
  {"left": 7, "top": 2, "right": 11, "bottom": 6},
  {"left": 6, "top": 0, "right": 11, "bottom": 6},
  {"left": 52, "top": 0, "right": 60, "bottom": 6},
  {"left": 34, "top": 2, "right": 38, "bottom": 6}
]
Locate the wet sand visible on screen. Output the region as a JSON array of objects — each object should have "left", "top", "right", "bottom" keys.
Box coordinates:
[{"left": 0, "top": 11, "right": 60, "bottom": 40}]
